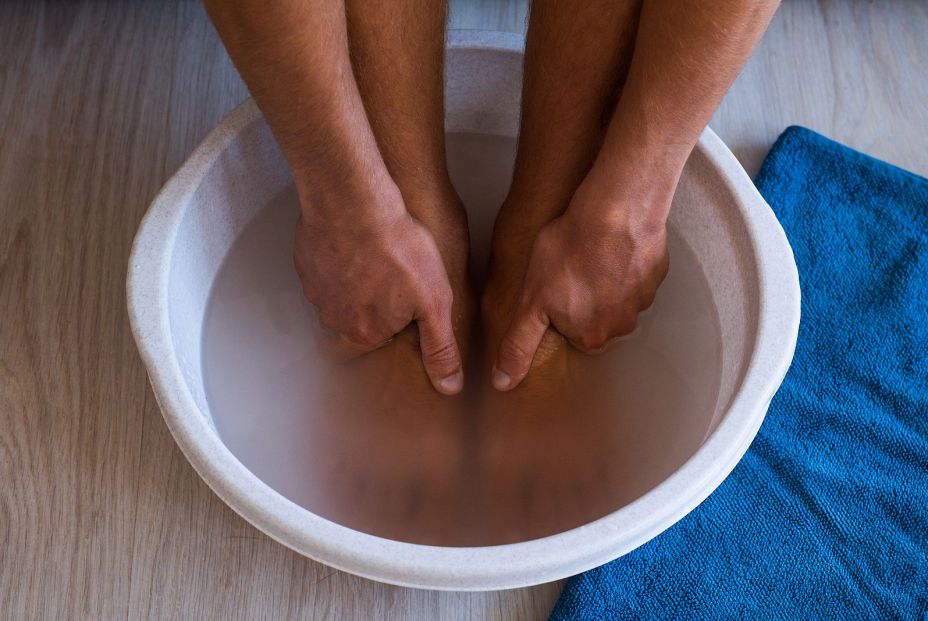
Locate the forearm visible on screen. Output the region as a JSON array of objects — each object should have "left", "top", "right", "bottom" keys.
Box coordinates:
[
  {"left": 204, "top": 0, "right": 397, "bottom": 217},
  {"left": 507, "top": 0, "right": 643, "bottom": 211},
  {"left": 588, "top": 0, "right": 780, "bottom": 223}
]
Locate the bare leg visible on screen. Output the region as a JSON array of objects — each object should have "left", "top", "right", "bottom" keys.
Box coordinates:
[
  {"left": 302, "top": 0, "right": 477, "bottom": 544},
  {"left": 345, "top": 0, "right": 468, "bottom": 289},
  {"left": 484, "top": 0, "right": 643, "bottom": 368},
  {"left": 206, "top": 1, "right": 467, "bottom": 393},
  {"left": 491, "top": 1, "right": 778, "bottom": 387},
  {"left": 478, "top": 1, "right": 644, "bottom": 542},
  {"left": 342, "top": 0, "right": 475, "bottom": 381}
]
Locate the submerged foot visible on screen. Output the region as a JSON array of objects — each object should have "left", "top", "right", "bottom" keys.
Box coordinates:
[
  {"left": 303, "top": 191, "right": 480, "bottom": 545},
  {"left": 474, "top": 197, "right": 623, "bottom": 543}
]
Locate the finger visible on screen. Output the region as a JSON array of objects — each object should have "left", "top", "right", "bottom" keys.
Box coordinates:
[
  {"left": 313, "top": 315, "right": 393, "bottom": 361},
  {"left": 568, "top": 333, "right": 627, "bottom": 355},
  {"left": 416, "top": 306, "right": 464, "bottom": 396},
  {"left": 576, "top": 305, "right": 644, "bottom": 352},
  {"left": 493, "top": 303, "right": 549, "bottom": 391},
  {"left": 317, "top": 331, "right": 394, "bottom": 362}
]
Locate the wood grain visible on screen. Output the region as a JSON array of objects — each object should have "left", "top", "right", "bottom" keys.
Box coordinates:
[{"left": 0, "top": 1, "right": 925, "bottom": 619}]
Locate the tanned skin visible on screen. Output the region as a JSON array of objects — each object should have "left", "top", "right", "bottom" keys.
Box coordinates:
[
  {"left": 203, "top": 1, "right": 466, "bottom": 395},
  {"left": 204, "top": 0, "right": 780, "bottom": 393},
  {"left": 489, "top": 0, "right": 781, "bottom": 390}
]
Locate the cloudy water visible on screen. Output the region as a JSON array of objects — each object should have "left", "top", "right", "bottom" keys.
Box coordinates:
[{"left": 201, "top": 132, "right": 722, "bottom": 545}]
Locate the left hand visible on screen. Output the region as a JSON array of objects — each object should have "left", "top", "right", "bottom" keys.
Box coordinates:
[{"left": 491, "top": 172, "right": 671, "bottom": 391}]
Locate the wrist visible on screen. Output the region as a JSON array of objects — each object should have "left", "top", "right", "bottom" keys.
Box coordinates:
[
  {"left": 603, "top": 74, "right": 704, "bottom": 168},
  {"left": 589, "top": 82, "right": 700, "bottom": 208},
  {"left": 295, "top": 164, "right": 406, "bottom": 229},
  {"left": 567, "top": 158, "right": 674, "bottom": 241},
  {"left": 572, "top": 110, "right": 693, "bottom": 234},
  {"left": 275, "top": 68, "right": 398, "bottom": 221},
  {"left": 595, "top": 131, "right": 688, "bottom": 194}
]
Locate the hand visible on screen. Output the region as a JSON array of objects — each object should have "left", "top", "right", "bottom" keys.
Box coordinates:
[
  {"left": 294, "top": 183, "right": 464, "bottom": 395},
  {"left": 491, "top": 172, "right": 670, "bottom": 391}
]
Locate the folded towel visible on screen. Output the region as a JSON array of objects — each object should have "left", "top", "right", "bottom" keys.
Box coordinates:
[{"left": 550, "top": 127, "right": 928, "bottom": 620}]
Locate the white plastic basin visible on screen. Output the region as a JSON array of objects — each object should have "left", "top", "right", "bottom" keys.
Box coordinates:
[{"left": 127, "top": 31, "right": 800, "bottom": 590}]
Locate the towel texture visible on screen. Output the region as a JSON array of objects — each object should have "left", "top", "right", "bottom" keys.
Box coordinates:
[{"left": 550, "top": 127, "right": 928, "bottom": 620}]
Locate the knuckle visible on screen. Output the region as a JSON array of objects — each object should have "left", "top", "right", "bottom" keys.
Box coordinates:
[
  {"left": 658, "top": 253, "right": 670, "bottom": 279},
  {"left": 383, "top": 314, "right": 411, "bottom": 337},
  {"left": 317, "top": 308, "right": 341, "bottom": 332},
  {"left": 438, "top": 282, "right": 454, "bottom": 305},
  {"left": 520, "top": 288, "right": 542, "bottom": 314},
  {"left": 577, "top": 329, "right": 609, "bottom": 352},
  {"left": 428, "top": 283, "right": 454, "bottom": 313},
  {"left": 300, "top": 283, "right": 320, "bottom": 305},
  {"left": 499, "top": 336, "right": 530, "bottom": 365},
  {"left": 639, "top": 289, "right": 658, "bottom": 311},
  {"left": 341, "top": 327, "right": 366, "bottom": 346},
  {"left": 351, "top": 323, "right": 387, "bottom": 348},
  {"left": 616, "top": 312, "right": 638, "bottom": 336},
  {"left": 423, "top": 338, "right": 458, "bottom": 366},
  {"left": 296, "top": 273, "right": 320, "bottom": 303}
]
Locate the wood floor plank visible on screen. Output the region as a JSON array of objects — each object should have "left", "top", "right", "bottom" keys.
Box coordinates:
[{"left": 714, "top": 0, "right": 928, "bottom": 176}]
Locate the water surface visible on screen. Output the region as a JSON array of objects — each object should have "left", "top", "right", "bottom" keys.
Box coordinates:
[{"left": 201, "top": 132, "right": 722, "bottom": 545}]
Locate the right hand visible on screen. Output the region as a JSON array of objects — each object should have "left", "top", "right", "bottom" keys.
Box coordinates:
[{"left": 293, "top": 185, "right": 464, "bottom": 395}]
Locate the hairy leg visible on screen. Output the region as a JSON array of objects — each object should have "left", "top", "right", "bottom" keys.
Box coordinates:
[
  {"left": 478, "top": 0, "right": 645, "bottom": 542},
  {"left": 305, "top": 0, "right": 477, "bottom": 543},
  {"left": 344, "top": 0, "right": 475, "bottom": 364},
  {"left": 485, "top": 0, "right": 643, "bottom": 365},
  {"left": 344, "top": 0, "right": 467, "bottom": 280}
]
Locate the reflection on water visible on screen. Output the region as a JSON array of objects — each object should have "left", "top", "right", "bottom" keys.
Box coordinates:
[{"left": 201, "top": 133, "right": 722, "bottom": 546}]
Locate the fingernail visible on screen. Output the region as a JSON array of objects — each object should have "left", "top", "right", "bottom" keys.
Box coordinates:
[
  {"left": 439, "top": 371, "right": 463, "bottom": 394},
  {"left": 492, "top": 367, "right": 511, "bottom": 391}
]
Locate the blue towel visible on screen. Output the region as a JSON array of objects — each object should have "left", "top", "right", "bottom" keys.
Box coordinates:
[{"left": 550, "top": 127, "right": 928, "bottom": 620}]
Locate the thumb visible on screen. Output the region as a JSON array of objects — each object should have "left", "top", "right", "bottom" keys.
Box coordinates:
[
  {"left": 417, "top": 303, "right": 464, "bottom": 396},
  {"left": 493, "top": 303, "right": 549, "bottom": 391}
]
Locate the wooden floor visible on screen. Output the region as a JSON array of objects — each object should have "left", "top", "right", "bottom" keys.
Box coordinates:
[{"left": 1, "top": 1, "right": 925, "bottom": 619}]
